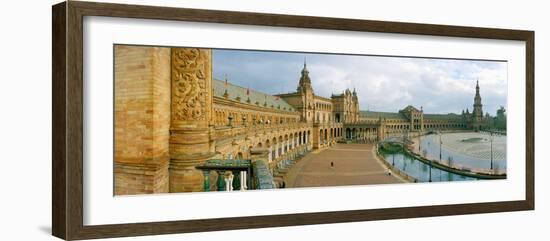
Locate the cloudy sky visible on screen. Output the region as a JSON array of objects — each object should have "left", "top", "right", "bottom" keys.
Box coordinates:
[{"left": 212, "top": 49, "right": 507, "bottom": 116}]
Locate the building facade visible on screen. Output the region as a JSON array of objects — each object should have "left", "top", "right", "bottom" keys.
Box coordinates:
[{"left": 114, "top": 46, "right": 488, "bottom": 195}]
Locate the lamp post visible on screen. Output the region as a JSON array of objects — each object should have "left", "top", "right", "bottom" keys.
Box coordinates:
[
  {"left": 402, "top": 132, "right": 406, "bottom": 154},
  {"left": 490, "top": 131, "right": 494, "bottom": 170},
  {"left": 439, "top": 132, "right": 442, "bottom": 162},
  {"left": 418, "top": 131, "right": 421, "bottom": 153},
  {"left": 431, "top": 132, "right": 442, "bottom": 183},
  {"left": 429, "top": 158, "right": 432, "bottom": 182}
]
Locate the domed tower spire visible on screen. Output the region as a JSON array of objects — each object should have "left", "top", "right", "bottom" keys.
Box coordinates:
[
  {"left": 472, "top": 78, "right": 484, "bottom": 130},
  {"left": 295, "top": 57, "right": 315, "bottom": 123},
  {"left": 297, "top": 57, "right": 313, "bottom": 93},
  {"left": 475, "top": 79, "right": 480, "bottom": 96},
  {"left": 301, "top": 57, "right": 309, "bottom": 76},
  {"left": 474, "top": 79, "right": 482, "bottom": 109}
]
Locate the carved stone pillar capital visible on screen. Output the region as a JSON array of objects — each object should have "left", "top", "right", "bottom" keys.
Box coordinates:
[{"left": 171, "top": 48, "right": 213, "bottom": 129}]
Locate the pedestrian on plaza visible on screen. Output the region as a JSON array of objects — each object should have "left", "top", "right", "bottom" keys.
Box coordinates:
[{"left": 330, "top": 161, "right": 334, "bottom": 168}]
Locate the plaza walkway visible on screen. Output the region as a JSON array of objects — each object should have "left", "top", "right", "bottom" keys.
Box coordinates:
[{"left": 285, "top": 143, "right": 402, "bottom": 188}]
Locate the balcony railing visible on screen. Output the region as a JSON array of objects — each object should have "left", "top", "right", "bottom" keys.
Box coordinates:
[{"left": 213, "top": 122, "right": 312, "bottom": 141}]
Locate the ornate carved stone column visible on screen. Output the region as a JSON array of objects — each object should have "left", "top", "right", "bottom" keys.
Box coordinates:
[
  {"left": 169, "top": 48, "right": 215, "bottom": 192},
  {"left": 268, "top": 146, "right": 272, "bottom": 163}
]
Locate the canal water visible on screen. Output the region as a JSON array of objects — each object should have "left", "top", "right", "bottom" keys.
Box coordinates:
[{"left": 381, "top": 152, "right": 477, "bottom": 182}]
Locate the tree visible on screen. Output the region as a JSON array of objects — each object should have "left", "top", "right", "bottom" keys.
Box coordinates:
[
  {"left": 485, "top": 112, "right": 494, "bottom": 129},
  {"left": 494, "top": 106, "right": 507, "bottom": 130}
]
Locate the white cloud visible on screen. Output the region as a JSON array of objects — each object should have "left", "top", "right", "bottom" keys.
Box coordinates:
[{"left": 213, "top": 50, "right": 507, "bottom": 116}]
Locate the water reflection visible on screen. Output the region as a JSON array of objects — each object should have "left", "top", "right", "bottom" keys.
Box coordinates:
[{"left": 382, "top": 152, "right": 477, "bottom": 182}]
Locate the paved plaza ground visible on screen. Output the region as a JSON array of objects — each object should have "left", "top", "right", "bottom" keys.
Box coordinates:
[{"left": 285, "top": 143, "right": 402, "bottom": 188}]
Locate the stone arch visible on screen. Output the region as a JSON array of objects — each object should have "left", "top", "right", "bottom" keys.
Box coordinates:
[
  {"left": 284, "top": 134, "right": 289, "bottom": 153},
  {"left": 278, "top": 136, "right": 284, "bottom": 155},
  {"left": 272, "top": 137, "right": 278, "bottom": 160},
  {"left": 289, "top": 133, "right": 294, "bottom": 150},
  {"left": 265, "top": 139, "right": 272, "bottom": 162}
]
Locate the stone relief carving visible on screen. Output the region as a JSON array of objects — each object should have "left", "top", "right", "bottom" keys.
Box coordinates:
[{"left": 171, "top": 48, "right": 209, "bottom": 121}]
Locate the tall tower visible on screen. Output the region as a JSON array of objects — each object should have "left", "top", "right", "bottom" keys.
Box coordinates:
[
  {"left": 471, "top": 80, "right": 484, "bottom": 130},
  {"left": 296, "top": 59, "right": 315, "bottom": 122},
  {"left": 352, "top": 88, "right": 359, "bottom": 123},
  {"left": 297, "top": 59, "right": 314, "bottom": 94}
]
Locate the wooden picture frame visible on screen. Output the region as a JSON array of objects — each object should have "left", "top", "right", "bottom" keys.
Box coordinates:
[{"left": 52, "top": 1, "right": 534, "bottom": 240}]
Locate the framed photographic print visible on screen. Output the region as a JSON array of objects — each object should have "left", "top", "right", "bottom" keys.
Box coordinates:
[{"left": 52, "top": 1, "right": 534, "bottom": 240}]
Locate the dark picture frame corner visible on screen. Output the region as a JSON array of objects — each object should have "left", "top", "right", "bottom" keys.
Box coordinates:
[{"left": 52, "top": 1, "right": 534, "bottom": 240}]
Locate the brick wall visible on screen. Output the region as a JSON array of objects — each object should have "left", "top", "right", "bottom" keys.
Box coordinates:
[{"left": 114, "top": 45, "right": 170, "bottom": 195}]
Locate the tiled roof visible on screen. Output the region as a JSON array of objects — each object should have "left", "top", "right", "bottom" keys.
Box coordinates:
[
  {"left": 423, "top": 113, "right": 463, "bottom": 120},
  {"left": 360, "top": 111, "right": 406, "bottom": 120},
  {"left": 213, "top": 79, "right": 296, "bottom": 112},
  {"left": 361, "top": 110, "right": 463, "bottom": 121}
]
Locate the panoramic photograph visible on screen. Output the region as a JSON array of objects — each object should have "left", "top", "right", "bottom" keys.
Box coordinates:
[{"left": 114, "top": 45, "right": 507, "bottom": 195}]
